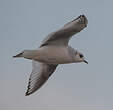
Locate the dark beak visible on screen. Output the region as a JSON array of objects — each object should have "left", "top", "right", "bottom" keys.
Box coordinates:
[{"left": 84, "top": 60, "right": 88, "bottom": 64}]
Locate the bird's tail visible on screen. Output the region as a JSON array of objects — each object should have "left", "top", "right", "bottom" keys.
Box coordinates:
[{"left": 13, "top": 52, "right": 24, "bottom": 58}]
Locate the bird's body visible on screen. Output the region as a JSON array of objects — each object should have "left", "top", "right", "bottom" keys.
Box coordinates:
[
  {"left": 13, "top": 15, "right": 88, "bottom": 96},
  {"left": 22, "top": 46, "right": 76, "bottom": 64}
]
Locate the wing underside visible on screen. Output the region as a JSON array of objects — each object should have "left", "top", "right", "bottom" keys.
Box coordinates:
[{"left": 26, "top": 60, "right": 58, "bottom": 96}]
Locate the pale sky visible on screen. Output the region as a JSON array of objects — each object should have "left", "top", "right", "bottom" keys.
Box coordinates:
[{"left": 0, "top": 0, "right": 113, "bottom": 110}]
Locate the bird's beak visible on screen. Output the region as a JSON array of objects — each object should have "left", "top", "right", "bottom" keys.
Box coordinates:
[{"left": 84, "top": 60, "right": 88, "bottom": 64}]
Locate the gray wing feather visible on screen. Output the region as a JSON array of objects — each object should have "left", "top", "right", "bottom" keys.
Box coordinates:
[
  {"left": 26, "top": 60, "right": 57, "bottom": 96},
  {"left": 40, "top": 15, "right": 88, "bottom": 47}
]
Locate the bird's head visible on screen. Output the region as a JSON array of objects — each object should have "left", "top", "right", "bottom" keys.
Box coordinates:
[{"left": 74, "top": 51, "right": 88, "bottom": 64}]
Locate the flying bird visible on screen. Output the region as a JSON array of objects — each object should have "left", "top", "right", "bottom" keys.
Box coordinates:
[{"left": 13, "top": 15, "right": 88, "bottom": 96}]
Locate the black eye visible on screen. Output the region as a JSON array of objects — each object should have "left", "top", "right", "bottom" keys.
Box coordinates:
[{"left": 79, "top": 54, "right": 83, "bottom": 58}]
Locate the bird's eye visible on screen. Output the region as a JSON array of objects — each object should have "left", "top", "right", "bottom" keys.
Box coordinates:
[{"left": 79, "top": 54, "right": 83, "bottom": 58}]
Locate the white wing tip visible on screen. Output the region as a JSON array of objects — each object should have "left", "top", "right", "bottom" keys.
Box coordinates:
[{"left": 77, "top": 14, "right": 88, "bottom": 26}]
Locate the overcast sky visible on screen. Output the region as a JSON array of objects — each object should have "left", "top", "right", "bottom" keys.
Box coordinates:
[{"left": 0, "top": 0, "right": 113, "bottom": 110}]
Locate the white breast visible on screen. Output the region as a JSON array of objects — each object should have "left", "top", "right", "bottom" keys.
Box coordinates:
[{"left": 33, "top": 46, "right": 75, "bottom": 64}]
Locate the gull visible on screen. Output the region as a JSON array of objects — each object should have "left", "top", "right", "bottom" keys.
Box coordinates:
[{"left": 13, "top": 15, "right": 88, "bottom": 96}]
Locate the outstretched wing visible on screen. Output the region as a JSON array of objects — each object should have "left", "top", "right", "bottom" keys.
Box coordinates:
[
  {"left": 26, "top": 60, "right": 58, "bottom": 96},
  {"left": 40, "top": 15, "right": 88, "bottom": 47}
]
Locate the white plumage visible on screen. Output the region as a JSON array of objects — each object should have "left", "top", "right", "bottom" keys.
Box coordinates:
[{"left": 13, "top": 15, "right": 88, "bottom": 96}]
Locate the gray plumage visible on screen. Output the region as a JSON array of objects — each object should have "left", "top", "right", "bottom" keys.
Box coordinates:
[
  {"left": 26, "top": 61, "right": 57, "bottom": 95},
  {"left": 13, "top": 15, "right": 88, "bottom": 96}
]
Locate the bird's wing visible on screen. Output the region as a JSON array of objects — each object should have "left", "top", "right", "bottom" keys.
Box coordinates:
[
  {"left": 26, "top": 60, "right": 58, "bottom": 96},
  {"left": 40, "top": 15, "right": 88, "bottom": 47}
]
